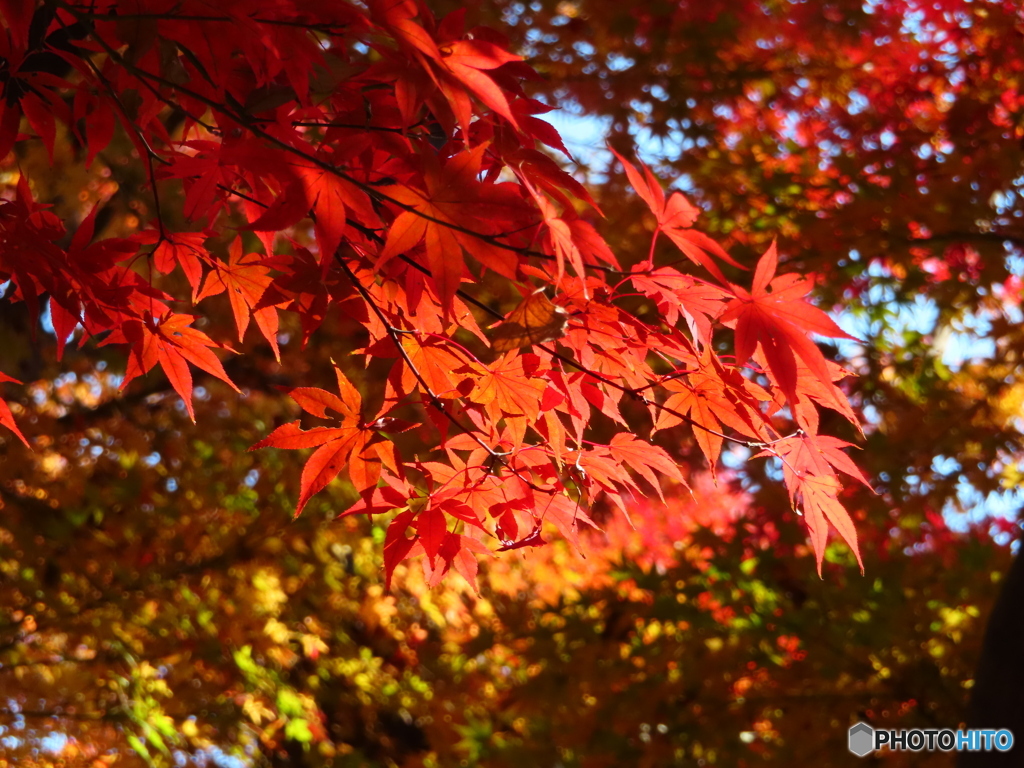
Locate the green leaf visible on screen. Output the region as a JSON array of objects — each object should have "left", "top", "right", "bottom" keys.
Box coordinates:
[{"left": 285, "top": 717, "right": 313, "bottom": 743}]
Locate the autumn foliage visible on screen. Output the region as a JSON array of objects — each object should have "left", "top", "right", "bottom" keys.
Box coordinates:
[
  {"left": 0, "top": 0, "right": 867, "bottom": 587},
  {"left": 6, "top": 0, "right": 1024, "bottom": 765}
]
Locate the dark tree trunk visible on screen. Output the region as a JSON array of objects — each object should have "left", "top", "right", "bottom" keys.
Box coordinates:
[{"left": 959, "top": 538, "right": 1024, "bottom": 767}]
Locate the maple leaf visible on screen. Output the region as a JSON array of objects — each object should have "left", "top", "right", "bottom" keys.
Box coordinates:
[
  {"left": 47, "top": 205, "right": 137, "bottom": 359},
  {"left": 758, "top": 351, "right": 862, "bottom": 436},
  {"left": 606, "top": 433, "right": 686, "bottom": 501},
  {"left": 466, "top": 351, "right": 547, "bottom": 449},
  {"left": 755, "top": 432, "right": 870, "bottom": 576},
  {"left": 416, "top": 452, "right": 521, "bottom": 525},
  {"left": 533, "top": 195, "right": 587, "bottom": 289},
  {"left": 509, "top": 98, "right": 574, "bottom": 159},
  {"left": 415, "top": 506, "right": 447, "bottom": 567},
  {"left": 0, "top": 371, "right": 28, "bottom": 447},
  {"left": 653, "top": 349, "right": 770, "bottom": 470},
  {"left": 630, "top": 265, "right": 729, "bottom": 346},
  {"left": 390, "top": 334, "right": 473, "bottom": 403},
  {"left": 306, "top": 166, "right": 354, "bottom": 266},
  {"left": 161, "top": 142, "right": 234, "bottom": 224},
  {"left": 507, "top": 146, "right": 600, "bottom": 213},
  {"left": 541, "top": 493, "right": 598, "bottom": 554},
  {"left": 468, "top": 351, "right": 546, "bottom": 420},
  {"left": 438, "top": 39, "right": 522, "bottom": 134},
  {"left": 74, "top": 90, "right": 116, "bottom": 167},
  {"left": 378, "top": 145, "right": 525, "bottom": 309},
  {"left": 770, "top": 433, "right": 873, "bottom": 492},
  {"left": 235, "top": 147, "right": 378, "bottom": 267},
  {"left": 488, "top": 290, "right": 569, "bottom": 352},
  {"left": 369, "top": 0, "right": 443, "bottom": 61},
  {"left": 138, "top": 232, "right": 210, "bottom": 301},
  {"left": 250, "top": 364, "right": 383, "bottom": 515},
  {"left": 450, "top": 534, "right": 491, "bottom": 592},
  {"left": 721, "top": 242, "right": 857, "bottom": 406},
  {"left": 426, "top": 11, "right": 523, "bottom": 134},
  {"left": 0, "top": 4, "right": 73, "bottom": 162},
  {"left": 103, "top": 312, "right": 239, "bottom": 422},
  {"left": 197, "top": 237, "right": 280, "bottom": 359},
  {"left": 611, "top": 150, "right": 743, "bottom": 283},
  {"left": 256, "top": 248, "right": 345, "bottom": 346},
  {"left": 382, "top": 509, "right": 417, "bottom": 591},
  {"left": 574, "top": 448, "right": 639, "bottom": 515},
  {"left": 793, "top": 474, "right": 863, "bottom": 577}
]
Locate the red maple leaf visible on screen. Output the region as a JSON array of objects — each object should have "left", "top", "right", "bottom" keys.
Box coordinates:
[
  {"left": 383, "top": 509, "right": 417, "bottom": 590},
  {"left": 612, "top": 150, "right": 744, "bottom": 284},
  {"left": 103, "top": 311, "right": 239, "bottom": 422},
  {"left": 197, "top": 237, "right": 280, "bottom": 359},
  {"left": 631, "top": 265, "right": 730, "bottom": 346},
  {"left": 757, "top": 432, "right": 872, "bottom": 576},
  {"left": 147, "top": 232, "right": 211, "bottom": 301},
  {"left": 721, "top": 241, "right": 857, "bottom": 406},
  {"left": 794, "top": 474, "right": 863, "bottom": 577},
  {"left": 250, "top": 364, "right": 384, "bottom": 515},
  {"left": 378, "top": 145, "right": 525, "bottom": 308},
  {"left": 606, "top": 432, "right": 686, "bottom": 501},
  {"left": 0, "top": 371, "right": 27, "bottom": 447}
]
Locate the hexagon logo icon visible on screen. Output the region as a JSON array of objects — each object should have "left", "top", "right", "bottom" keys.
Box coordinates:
[{"left": 849, "top": 722, "right": 874, "bottom": 757}]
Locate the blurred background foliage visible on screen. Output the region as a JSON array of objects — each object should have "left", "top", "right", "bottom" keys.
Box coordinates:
[
  {"left": 4, "top": 0, "right": 1024, "bottom": 765},
  {"left": 0, "top": 365, "right": 1010, "bottom": 767}
]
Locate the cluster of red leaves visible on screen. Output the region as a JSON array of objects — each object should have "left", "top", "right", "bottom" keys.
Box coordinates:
[{"left": 0, "top": 0, "right": 868, "bottom": 585}]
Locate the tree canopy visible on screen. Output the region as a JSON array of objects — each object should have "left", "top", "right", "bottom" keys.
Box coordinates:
[
  {"left": 455, "top": 0, "right": 1024, "bottom": 527},
  {"left": 0, "top": 0, "right": 868, "bottom": 583},
  {"left": 0, "top": 0, "right": 1019, "bottom": 766}
]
